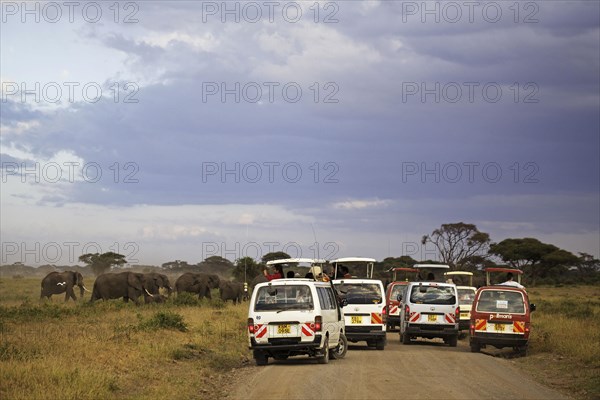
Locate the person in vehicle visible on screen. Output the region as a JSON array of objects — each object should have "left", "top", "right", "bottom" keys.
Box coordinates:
[
  {"left": 296, "top": 286, "right": 311, "bottom": 303},
  {"left": 286, "top": 271, "right": 295, "bottom": 278},
  {"left": 263, "top": 265, "right": 284, "bottom": 281},
  {"left": 340, "top": 266, "right": 352, "bottom": 278},
  {"left": 426, "top": 272, "right": 435, "bottom": 281},
  {"left": 499, "top": 272, "right": 525, "bottom": 289}
]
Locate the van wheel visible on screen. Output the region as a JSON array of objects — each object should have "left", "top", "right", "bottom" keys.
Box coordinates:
[
  {"left": 376, "top": 339, "right": 385, "bottom": 350},
  {"left": 331, "top": 334, "right": 347, "bottom": 360},
  {"left": 254, "top": 351, "right": 268, "bottom": 366},
  {"left": 470, "top": 342, "right": 480, "bottom": 353},
  {"left": 317, "top": 338, "right": 329, "bottom": 364},
  {"left": 448, "top": 335, "right": 458, "bottom": 347},
  {"left": 401, "top": 333, "right": 411, "bottom": 345}
]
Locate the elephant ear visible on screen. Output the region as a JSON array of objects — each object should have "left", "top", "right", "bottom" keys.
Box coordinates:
[
  {"left": 128, "top": 273, "right": 143, "bottom": 290},
  {"left": 69, "top": 271, "right": 77, "bottom": 285}
]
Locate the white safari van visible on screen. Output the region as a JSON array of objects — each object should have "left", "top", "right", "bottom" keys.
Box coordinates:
[
  {"left": 331, "top": 257, "right": 386, "bottom": 350},
  {"left": 444, "top": 271, "right": 477, "bottom": 332},
  {"left": 247, "top": 279, "right": 347, "bottom": 365},
  {"left": 399, "top": 278, "right": 460, "bottom": 347}
]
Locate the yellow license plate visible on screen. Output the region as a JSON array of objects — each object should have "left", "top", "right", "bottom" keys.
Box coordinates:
[
  {"left": 495, "top": 323, "right": 506, "bottom": 332},
  {"left": 351, "top": 316, "right": 362, "bottom": 324},
  {"left": 461, "top": 313, "right": 469, "bottom": 318},
  {"left": 428, "top": 314, "right": 437, "bottom": 322},
  {"left": 277, "top": 324, "right": 291, "bottom": 334}
]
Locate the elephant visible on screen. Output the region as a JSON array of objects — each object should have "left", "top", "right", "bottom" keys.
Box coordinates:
[
  {"left": 40, "top": 271, "right": 90, "bottom": 301},
  {"left": 175, "top": 272, "right": 220, "bottom": 299},
  {"left": 143, "top": 273, "right": 173, "bottom": 297},
  {"left": 219, "top": 281, "right": 245, "bottom": 304},
  {"left": 90, "top": 272, "right": 155, "bottom": 305}
]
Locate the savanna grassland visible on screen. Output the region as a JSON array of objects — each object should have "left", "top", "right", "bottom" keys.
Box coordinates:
[
  {"left": 515, "top": 285, "right": 600, "bottom": 400},
  {"left": 0, "top": 277, "right": 250, "bottom": 400},
  {"left": 1, "top": 277, "right": 599, "bottom": 400}
]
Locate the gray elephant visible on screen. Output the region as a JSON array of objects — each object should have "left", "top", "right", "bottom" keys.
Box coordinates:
[
  {"left": 175, "top": 272, "right": 220, "bottom": 299},
  {"left": 219, "top": 281, "right": 245, "bottom": 304},
  {"left": 40, "top": 271, "right": 89, "bottom": 301},
  {"left": 90, "top": 272, "right": 155, "bottom": 305},
  {"left": 143, "top": 273, "right": 173, "bottom": 296}
]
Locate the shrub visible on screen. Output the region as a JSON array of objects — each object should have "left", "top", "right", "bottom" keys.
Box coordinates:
[{"left": 138, "top": 311, "right": 188, "bottom": 332}]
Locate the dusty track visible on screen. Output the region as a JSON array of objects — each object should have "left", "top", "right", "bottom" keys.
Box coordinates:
[{"left": 231, "top": 334, "right": 568, "bottom": 400}]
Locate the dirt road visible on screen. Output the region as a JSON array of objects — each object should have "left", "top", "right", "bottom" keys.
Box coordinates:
[{"left": 231, "top": 335, "right": 568, "bottom": 400}]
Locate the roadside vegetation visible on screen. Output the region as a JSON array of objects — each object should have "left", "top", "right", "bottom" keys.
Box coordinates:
[{"left": 515, "top": 285, "right": 600, "bottom": 400}]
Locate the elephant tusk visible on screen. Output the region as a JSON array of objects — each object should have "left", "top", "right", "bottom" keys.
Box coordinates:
[
  {"left": 82, "top": 285, "right": 91, "bottom": 292},
  {"left": 57, "top": 282, "right": 66, "bottom": 286},
  {"left": 145, "top": 288, "right": 155, "bottom": 297}
]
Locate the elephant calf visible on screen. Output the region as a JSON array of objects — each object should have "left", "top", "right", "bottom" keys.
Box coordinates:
[
  {"left": 41, "top": 271, "right": 90, "bottom": 301},
  {"left": 219, "top": 281, "right": 245, "bottom": 304}
]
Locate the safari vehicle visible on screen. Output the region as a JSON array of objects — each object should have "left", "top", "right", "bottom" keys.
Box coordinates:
[
  {"left": 444, "top": 271, "right": 476, "bottom": 332},
  {"left": 385, "top": 267, "right": 418, "bottom": 331},
  {"left": 330, "top": 257, "right": 386, "bottom": 350},
  {"left": 247, "top": 277, "right": 347, "bottom": 366},
  {"left": 469, "top": 268, "right": 535, "bottom": 355},
  {"left": 398, "top": 272, "right": 459, "bottom": 347}
]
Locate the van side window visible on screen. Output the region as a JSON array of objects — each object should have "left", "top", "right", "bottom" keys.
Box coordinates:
[{"left": 316, "top": 287, "right": 335, "bottom": 310}]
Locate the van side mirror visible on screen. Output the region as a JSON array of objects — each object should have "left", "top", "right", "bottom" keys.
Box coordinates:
[
  {"left": 396, "top": 294, "right": 402, "bottom": 302},
  {"left": 530, "top": 303, "right": 536, "bottom": 312},
  {"left": 339, "top": 298, "right": 348, "bottom": 307}
]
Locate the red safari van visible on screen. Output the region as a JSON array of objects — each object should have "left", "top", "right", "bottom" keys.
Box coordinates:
[
  {"left": 469, "top": 285, "right": 536, "bottom": 355},
  {"left": 385, "top": 268, "right": 417, "bottom": 331}
]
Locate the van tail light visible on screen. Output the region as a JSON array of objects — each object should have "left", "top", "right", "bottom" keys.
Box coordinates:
[
  {"left": 247, "top": 318, "right": 255, "bottom": 334},
  {"left": 404, "top": 305, "right": 410, "bottom": 321},
  {"left": 314, "top": 316, "right": 322, "bottom": 332},
  {"left": 382, "top": 306, "right": 387, "bottom": 323},
  {"left": 470, "top": 323, "right": 475, "bottom": 336},
  {"left": 455, "top": 306, "right": 460, "bottom": 322}
]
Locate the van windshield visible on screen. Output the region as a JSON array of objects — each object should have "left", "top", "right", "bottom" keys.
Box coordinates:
[
  {"left": 410, "top": 285, "right": 456, "bottom": 305},
  {"left": 254, "top": 285, "right": 314, "bottom": 311},
  {"left": 389, "top": 284, "right": 405, "bottom": 300},
  {"left": 476, "top": 290, "right": 525, "bottom": 314},
  {"left": 334, "top": 283, "right": 382, "bottom": 304},
  {"left": 457, "top": 288, "right": 476, "bottom": 306}
]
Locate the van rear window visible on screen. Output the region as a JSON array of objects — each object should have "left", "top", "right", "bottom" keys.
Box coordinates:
[
  {"left": 476, "top": 290, "right": 525, "bottom": 314},
  {"left": 457, "top": 288, "right": 476, "bottom": 306},
  {"left": 334, "top": 283, "right": 382, "bottom": 304},
  {"left": 254, "top": 285, "right": 314, "bottom": 311},
  {"left": 410, "top": 285, "right": 456, "bottom": 305}
]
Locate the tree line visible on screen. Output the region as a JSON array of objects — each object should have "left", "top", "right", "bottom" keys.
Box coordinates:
[{"left": 76, "top": 223, "right": 599, "bottom": 286}]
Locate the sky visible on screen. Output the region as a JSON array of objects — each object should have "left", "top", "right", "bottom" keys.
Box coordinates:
[{"left": 1, "top": 0, "right": 599, "bottom": 267}]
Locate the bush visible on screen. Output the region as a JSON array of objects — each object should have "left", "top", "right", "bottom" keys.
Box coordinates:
[
  {"left": 172, "top": 292, "right": 201, "bottom": 306},
  {"left": 138, "top": 311, "right": 188, "bottom": 332}
]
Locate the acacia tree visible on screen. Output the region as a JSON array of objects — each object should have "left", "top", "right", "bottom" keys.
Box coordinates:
[
  {"left": 79, "top": 252, "right": 126, "bottom": 276},
  {"left": 421, "top": 222, "right": 490, "bottom": 269},
  {"left": 489, "top": 238, "right": 578, "bottom": 285}
]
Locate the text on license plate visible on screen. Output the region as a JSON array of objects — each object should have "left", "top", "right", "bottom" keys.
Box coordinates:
[
  {"left": 277, "top": 324, "right": 291, "bottom": 334},
  {"left": 428, "top": 314, "right": 437, "bottom": 322},
  {"left": 495, "top": 323, "right": 506, "bottom": 332},
  {"left": 351, "top": 316, "right": 362, "bottom": 324}
]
